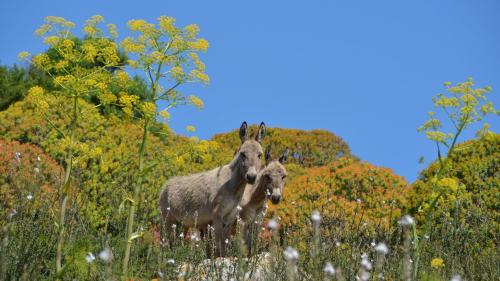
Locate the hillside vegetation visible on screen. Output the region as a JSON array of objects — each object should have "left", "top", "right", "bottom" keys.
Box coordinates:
[{"left": 0, "top": 15, "right": 498, "bottom": 281}]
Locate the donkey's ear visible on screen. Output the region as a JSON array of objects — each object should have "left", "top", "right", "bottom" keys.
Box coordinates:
[
  {"left": 239, "top": 121, "right": 249, "bottom": 143},
  {"left": 255, "top": 122, "right": 266, "bottom": 143},
  {"left": 265, "top": 146, "right": 272, "bottom": 164},
  {"left": 279, "top": 149, "right": 289, "bottom": 164}
]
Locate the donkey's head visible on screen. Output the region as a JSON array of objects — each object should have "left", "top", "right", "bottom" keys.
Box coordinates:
[
  {"left": 261, "top": 147, "right": 288, "bottom": 204},
  {"left": 236, "top": 122, "right": 266, "bottom": 184}
]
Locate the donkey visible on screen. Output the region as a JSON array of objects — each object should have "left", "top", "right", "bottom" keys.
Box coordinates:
[
  {"left": 159, "top": 122, "right": 266, "bottom": 257},
  {"left": 238, "top": 146, "right": 288, "bottom": 254}
]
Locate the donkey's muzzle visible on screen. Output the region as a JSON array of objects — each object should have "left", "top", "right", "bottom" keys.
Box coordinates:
[
  {"left": 246, "top": 174, "right": 257, "bottom": 184},
  {"left": 271, "top": 195, "right": 281, "bottom": 204}
]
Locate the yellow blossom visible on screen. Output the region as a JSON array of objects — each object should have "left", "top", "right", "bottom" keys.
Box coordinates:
[
  {"left": 159, "top": 110, "right": 170, "bottom": 120},
  {"left": 170, "top": 66, "right": 185, "bottom": 80},
  {"left": 35, "top": 24, "right": 51, "bottom": 36},
  {"left": 189, "top": 38, "right": 209, "bottom": 52},
  {"left": 189, "top": 70, "right": 209, "bottom": 84},
  {"left": 54, "top": 60, "right": 68, "bottom": 70},
  {"left": 17, "top": 51, "right": 31, "bottom": 61},
  {"left": 185, "top": 24, "right": 200, "bottom": 39},
  {"left": 28, "top": 86, "right": 44, "bottom": 96},
  {"left": 98, "top": 92, "right": 117, "bottom": 105},
  {"left": 44, "top": 36, "right": 60, "bottom": 46},
  {"left": 121, "top": 37, "right": 145, "bottom": 53},
  {"left": 431, "top": 258, "right": 444, "bottom": 268},
  {"left": 32, "top": 53, "right": 51, "bottom": 70},
  {"left": 437, "top": 177, "right": 458, "bottom": 192},
  {"left": 188, "top": 95, "right": 204, "bottom": 109},
  {"left": 186, "top": 125, "right": 196, "bottom": 132},
  {"left": 140, "top": 102, "right": 157, "bottom": 118},
  {"left": 107, "top": 24, "right": 118, "bottom": 38},
  {"left": 158, "top": 16, "right": 176, "bottom": 34}
]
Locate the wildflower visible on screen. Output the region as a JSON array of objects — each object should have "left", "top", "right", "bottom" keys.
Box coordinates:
[
  {"left": 450, "top": 275, "right": 462, "bottom": 281},
  {"left": 27, "top": 193, "right": 33, "bottom": 201},
  {"left": 358, "top": 271, "right": 370, "bottom": 281},
  {"left": 356, "top": 198, "right": 362, "bottom": 203},
  {"left": 18, "top": 51, "right": 30, "bottom": 61},
  {"left": 98, "top": 248, "right": 113, "bottom": 263},
  {"left": 166, "top": 258, "right": 175, "bottom": 265},
  {"left": 14, "top": 152, "right": 21, "bottom": 162},
  {"left": 188, "top": 95, "right": 204, "bottom": 109},
  {"left": 170, "top": 66, "right": 185, "bottom": 80},
  {"left": 374, "top": 242, "right": 389, "bottom": 255},
  {"left": 311, "top": 210, "right": 321, "bottom": 223},
  {"left": 267, "top": 219, "right": 279, "bottom": 230},
  {"left": 171, "top": 224, "right": 177, "bottom": 229},
  {"left": 323, "top": 262, "right": 336, "bottom": 277},
  {"left": 34, "top": 167, "right": 40, "bottom": 174},
  {"left": 190, "top": 233, "right": 200, "bottom": 242},
  {"left": 237, "top": 205, "right": 242, "bottom": 211},
  {"left": 431, "top": 258, "right": 444, "bottom": 268},
  {"left": 283, "top": 246, "right": 299, "bottom": 262},
  {"left": 186, "top": 125, "right": 196, "bottom": 132},
  {"left": 398, "top": 215, "right": 414, "bottom": 226},
  {"left": 179, "top": 232, "right": 184, "bottom": 238},
  {"left": 85, "top": 252, "right": 96, "bottom": 263},
  {"left": 158, "top": 271, "right": 164, "bottom": 277},
  {"left": 224, "top": 238, "right": 229, "bottom": 244},
  {"left": 159, "top": 110, "right": 170, "bottom": 120},
  {"left": 360, "top": 256, "right": 372, "bottom": 270}
]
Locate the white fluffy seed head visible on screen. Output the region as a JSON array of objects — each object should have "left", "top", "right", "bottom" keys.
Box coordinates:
[
  {"left": 398, "top": 215, "right": 414, "bottom": 226},
  {"left": 360, "top": 257, "right": 372, "bottom": 270},
  {"left": 85, "top": 252, "right": 95, "bottom": 263},
  {"left": 374, "top": 242, "right": 389, "bottom": 255},
  {"left": 283, "top": 246, "right": 299, "bottom": 262},
  {"left": 311, "top": 210, "right": 321, "bottom": 223},
  {"left": 98, "top": 248, "right": 113, "bottom": 263},
  {"left": 323, "top": 262, "right": 336, "bottom": 276},
  {"left": 267, "top": 219, "right": 279, "bottom": 230},
  {"left": 450, "top": 275, "right": 462, "bottom": 281}
]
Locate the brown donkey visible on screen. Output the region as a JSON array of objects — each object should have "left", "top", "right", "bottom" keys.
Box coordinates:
[
  {"left": 238, "top": 146, "right": 288, "bottom": 254},
  {"left": 159, "top": 122, "right": 266, "bottom": 256}
]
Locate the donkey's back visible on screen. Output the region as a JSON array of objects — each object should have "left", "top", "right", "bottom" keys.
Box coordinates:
[{"left": 160, "top": 167, "right": 221, "bottom": 227}]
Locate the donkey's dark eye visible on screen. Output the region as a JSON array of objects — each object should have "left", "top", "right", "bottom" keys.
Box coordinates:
[
  {"left": 258, "top": 153, "right": 262, "bottom": 159},
  {"left": 240, "top": 152, "right": 246, "bottom": 159},
  {"left": 282, "top": 175, "right": 287, "bottom": 180}
]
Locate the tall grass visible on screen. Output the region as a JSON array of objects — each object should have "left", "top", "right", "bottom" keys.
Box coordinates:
[{"left": 2, "top": 175, "right": 498, "bottom": 281}]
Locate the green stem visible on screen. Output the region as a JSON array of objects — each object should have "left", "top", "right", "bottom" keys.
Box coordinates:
[
  {"left": 122, "top": 118, "right": 149, "bottom": 277},
  {"left": 412, "top": 117, "right": 468, "bottom": 279},
  {"left": 56, "top": 95, "right": 78, "bottom": 277}
]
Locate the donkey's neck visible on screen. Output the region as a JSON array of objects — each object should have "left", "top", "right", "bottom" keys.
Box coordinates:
[
  {"left": 246, "top": 172, "right": 268, "bottom": 207},
  {"left": 218, "top": 155, "right": 247, "bottom": 193}
]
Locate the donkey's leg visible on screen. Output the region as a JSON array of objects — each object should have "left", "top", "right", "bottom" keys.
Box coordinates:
[
  {"left": 213, "top": 217, "right": 226, "bottom": 257},
  {"left": 161, "top": 213, "right": 178, "bottom": 249},
  {"left": 242, "top": 222, "right": 253, "bottom": 255}
]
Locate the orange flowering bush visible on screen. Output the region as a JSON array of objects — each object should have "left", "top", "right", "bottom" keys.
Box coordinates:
[
  {"left": 0, "top": 139, "right": 61, "bottom": 222},
  {"left": 268, "top": 157, "right": 408, "bottom": 240}
]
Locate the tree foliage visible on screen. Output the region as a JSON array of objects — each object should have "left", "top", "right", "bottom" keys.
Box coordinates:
[
  {"left": 213, "top": 126, "right": 355, "bottom": 167},
  {"left": 407, "top": 133, "right": 499, "bottom": 238}
]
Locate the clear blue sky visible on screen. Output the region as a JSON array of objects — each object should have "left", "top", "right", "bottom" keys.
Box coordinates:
[{"left": 1, "top": 0, "right": 499, "bottom": 182}]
